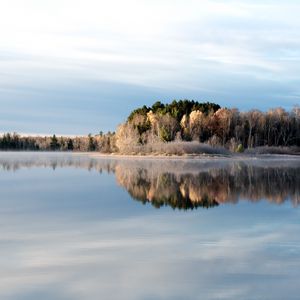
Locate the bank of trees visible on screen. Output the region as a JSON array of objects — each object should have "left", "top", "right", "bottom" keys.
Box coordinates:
[
  {"left": 1, "top": 100, "right": 299, "bottom": 154},
  {"left": 0, "top": 132, "right": 117, "bottom": 152},
  {"left": 116, "top": 100, "right": 300, "bottom": 153}
]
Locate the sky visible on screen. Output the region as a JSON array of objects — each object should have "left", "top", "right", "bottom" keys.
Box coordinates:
[{"left": 0, "top": 0, "right": 300, "bottom": 135}]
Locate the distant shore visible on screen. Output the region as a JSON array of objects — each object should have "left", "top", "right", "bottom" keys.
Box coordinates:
[
  {"left": 87, "top": 151, "right": 300, "bottom": 161},
  {"left": 0, "top": 149, "right": 299, "bottom": 160}
]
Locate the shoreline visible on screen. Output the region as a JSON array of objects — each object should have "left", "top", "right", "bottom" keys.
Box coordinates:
[
  {"left": 0, "top": 150, "right": 299, "bottom": 161},
  {"left": 87, "top": 152, "right": 300, "bottom": 161}
]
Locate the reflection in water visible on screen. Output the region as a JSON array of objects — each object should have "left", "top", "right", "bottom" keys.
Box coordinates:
[
  {"left": 1, "top": 152, "right": 299, "bottom": 209},
  {"left": 1, "top": 153, "right": 300, "bottom": 300},
  {"left": 116, "top": 163, "right": 300, "bottom": 209}
]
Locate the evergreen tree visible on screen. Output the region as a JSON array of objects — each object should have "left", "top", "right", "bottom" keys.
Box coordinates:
[
  {"left": 50, "top": 135, "right": 59, "bottom": 150},
  {"left": 88, "top": 134, "right": 96, "bottom": 151},
  {"left": 67, "top": 139, "right": 74, "bottom": 151}
]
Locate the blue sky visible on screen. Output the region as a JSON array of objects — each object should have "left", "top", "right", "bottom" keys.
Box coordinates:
[{"left": 1, "top": 0, "right": 300, "bottom": 134}]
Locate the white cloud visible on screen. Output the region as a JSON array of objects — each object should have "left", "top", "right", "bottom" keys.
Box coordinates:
[
  {"left": 0, "top": 0, "right": 300, "bottom": 133},
  {"left": 1, "top": 0, "right": 300, "bottom": 87}
]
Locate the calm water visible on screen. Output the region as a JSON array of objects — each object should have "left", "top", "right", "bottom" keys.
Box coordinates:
[{"left": 0, "top": 152, "right": 300, "bottom": 300}]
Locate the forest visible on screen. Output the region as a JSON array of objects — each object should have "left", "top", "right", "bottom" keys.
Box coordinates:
[
  {"left": 116, "top": 100, "right": 300, "bottom": 154},
  {"left": 0, "top": 100, "right": 299, "bottom": 154},
  {"left": 0, "top": 132, "right": 116, "bottom": 152}
]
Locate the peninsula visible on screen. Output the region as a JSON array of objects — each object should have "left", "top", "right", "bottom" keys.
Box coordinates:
[{"left": 1, "top": 100, "right": 299, "bottom": 156}]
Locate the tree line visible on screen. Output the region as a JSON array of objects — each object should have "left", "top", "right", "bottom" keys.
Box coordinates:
[
  {"left": 0, "top": 132, "right": 116, "bottom": 152},
  {"left": 1, "top": 100, "right": 299, "bottom": 153},
  {"left": 116, "top": 100, "right": 300, "bottom": 153}
]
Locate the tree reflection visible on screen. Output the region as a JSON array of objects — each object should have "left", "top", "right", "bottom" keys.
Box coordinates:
[
  {"left": 0, "top": 153, "right": 299, "bottom": 209},
  {"left": 115, "top": 163, "right": 300, "bottom": 209}
]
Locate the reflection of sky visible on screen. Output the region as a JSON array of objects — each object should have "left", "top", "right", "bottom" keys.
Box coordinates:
[
  {"left": 1, "top": 0, "right": 300, "bottom": 134},
  {"left": 0, "top": 157, "right": 300, "bottom": 299}
]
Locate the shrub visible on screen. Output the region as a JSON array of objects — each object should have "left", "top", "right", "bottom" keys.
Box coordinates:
[
  {"left": 245, "top": 146, "right": 300, "bottom": 155},
  {"left": 236, "top": 144, "right": 244, "bottom": 153},
  {"left": 159, "top": 126, "right": 173, "bottom": 142}
]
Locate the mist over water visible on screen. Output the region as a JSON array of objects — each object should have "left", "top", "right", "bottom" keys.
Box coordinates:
[{"left": 0, "top": 152, "right": 300, "bottom": 299}]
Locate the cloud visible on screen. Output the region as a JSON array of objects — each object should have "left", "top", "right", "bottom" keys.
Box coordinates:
[{"left": 0, "top": 0, "right": 300, "bottom": 133}]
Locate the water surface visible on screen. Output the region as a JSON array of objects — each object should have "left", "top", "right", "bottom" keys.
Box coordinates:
[{"left": 0, "top": 152, "right": 300, "bottom": 300}]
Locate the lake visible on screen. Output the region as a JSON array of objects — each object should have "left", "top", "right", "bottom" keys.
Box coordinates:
[{"left": 0, "top": 152, "right": 300, "bottom": 300}]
